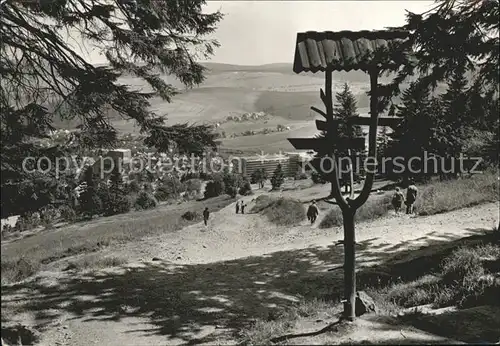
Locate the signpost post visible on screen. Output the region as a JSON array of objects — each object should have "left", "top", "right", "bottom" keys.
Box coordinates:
[{"left": 288, "top": 30, "right": 409, "bottom": 321}]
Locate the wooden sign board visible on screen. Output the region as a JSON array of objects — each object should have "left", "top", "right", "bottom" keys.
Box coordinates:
[
  {"left": 288, "top": 137, "right": 365, "bottom": 152},
  {"left": 303, "top": 157, "right": 355, "bottom": 181},
  {"left": 316, "top": 117, "right": 401, "bottom": 130}
]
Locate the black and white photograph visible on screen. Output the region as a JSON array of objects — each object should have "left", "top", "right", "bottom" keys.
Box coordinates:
[{"left": 1, "top": 0, "right": 499, "bottom": 344}]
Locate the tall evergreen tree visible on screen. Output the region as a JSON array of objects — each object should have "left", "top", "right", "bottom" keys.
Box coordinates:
[
  {"left": 440, "top": 67, "right": 471, "bottom": 157},
  {"left": 332, "top": 83, "right": 364, "bottom": 141},
  {"left": 0, "top": 0, "right": 223, "bottom": 217},
  {"left": 318, "top": 83, "right": 363, "bottom": 194},
  {"left": 270, "top": 164, "right": 285, "bottom": 190},
  {"left": 387, "top": 83, "right": 446, "bottom": 180},
  {"left": 78, "top": 166, "right": 102, "bottom": 219}
]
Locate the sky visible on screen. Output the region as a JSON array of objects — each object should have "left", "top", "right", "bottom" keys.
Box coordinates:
[{"left": 82, "top": 1, "right": 435, "bottom": 66}]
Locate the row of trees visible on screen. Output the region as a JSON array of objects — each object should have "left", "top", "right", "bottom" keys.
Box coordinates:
[{"left": 310, "top": 75, "right": 498, "bottom": 189}]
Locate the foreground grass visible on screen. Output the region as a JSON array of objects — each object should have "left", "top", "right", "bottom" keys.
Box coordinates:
[
  {"left": 1, "top": 195, "right": 235, "bottom": 284},
  {"left": 240, "top": 299, "right": 342, "bottom": 345},
  {"left": 241, "top": 230, "right": 500, "bottom": 345},
  {"left": 379, "top": 242, "right": 500, "bottom": 309},
  {"left": 415, "top": 171, "right": 499, "bottom": 215},
  {"left": 319, "top": 171, "right": 498, "bottom": 229},
  {"left": 251, "top": 195, "right": 306, "bottom": 226},
  {"left": 320, "top": 193, "right": 393, "bottom": 229}
]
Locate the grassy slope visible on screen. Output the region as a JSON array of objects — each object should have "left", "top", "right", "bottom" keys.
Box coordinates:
[
  {"left": 320, "top": 171, "right": 499, "bottom": 229},
  {"left": 1, "top": 195, "right": 235, "bottom": 284}
]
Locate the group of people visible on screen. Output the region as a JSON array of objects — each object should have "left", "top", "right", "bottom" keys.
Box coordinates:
[
  {"left": 202, "top": 200, "right": 248, "bottom": 227},
  {"left": 235, "top": 201, "right": 247, "bottom": 214},
  {"left": 202, "top": 181, "right": 418, "bottom": 227},
  {"left": 392, "top": 181, "right": 418, "bottom": 215}
]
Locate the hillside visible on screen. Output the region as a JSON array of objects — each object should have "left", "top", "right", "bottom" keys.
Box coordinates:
[{"left": 53, "top": 62, "right": 447, "bottom": 153}]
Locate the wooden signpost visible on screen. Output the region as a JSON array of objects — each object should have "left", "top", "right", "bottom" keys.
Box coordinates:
[{"left": 288, "top": 30, "right": 408, "bottom": 321}]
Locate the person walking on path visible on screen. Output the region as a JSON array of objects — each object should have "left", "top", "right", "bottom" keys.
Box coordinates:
[
  {"left": 406, "top": 181, "right": 418, "bottom": 214},
  {"left": 235, "top": 201, "right": 240, "bottom": 214},
  {"left": 241, "top": 203, "right": 247, "bottom": 214},
  {"left": 392, "top": 187, "right": 405, "bottom": 215},
  {"left": 307, "top": 200, "right": 319, "bottom": 224},
  {"left": 203, "top": 207, "right": 210, "bottom": 226}
]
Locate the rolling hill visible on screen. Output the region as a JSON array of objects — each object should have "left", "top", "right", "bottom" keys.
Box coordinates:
[{"left": 53, "top": 62, "right": 445, "bottom": 153}]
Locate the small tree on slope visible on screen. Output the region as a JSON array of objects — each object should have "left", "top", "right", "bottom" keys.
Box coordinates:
[{"left": 271, "top": 164, "right": 285, "bottom": 190}]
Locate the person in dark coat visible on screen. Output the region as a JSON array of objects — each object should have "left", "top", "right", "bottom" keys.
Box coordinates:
[
  {"left": 235, "top": 201, "right": 240, "bottom": 214},
  {"left": 406, "top": 181, "right": 418, "bottom": 214},
  {"left": 203, "top": 207, "right": 210, "bottom": 226},
  {"left": 392, "top": 187, "right": 405, "bottom": 215},
  {"left": 241, "top": 203, "right": 247, "bottom": 214},
  {"left": 307, "top": 200, "right": 319, "bottom": 224}
]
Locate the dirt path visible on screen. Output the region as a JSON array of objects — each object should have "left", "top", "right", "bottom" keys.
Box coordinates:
[{"left": 2, "top": 202, "right": 498, "bottom": 346}]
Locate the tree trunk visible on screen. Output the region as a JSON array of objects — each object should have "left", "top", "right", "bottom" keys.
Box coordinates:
[{"left": 343, "top": 207, "right": 356, "bottom": 321}]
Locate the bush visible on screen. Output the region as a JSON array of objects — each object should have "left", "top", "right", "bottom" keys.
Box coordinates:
[
  {"left": 1, "top": 257, "right": 41, "bottom": 284},
  {"left": 127, "top": 180, "right": 141, "bottom": 194},
  {"left": 103, "top": 191, "right": 131, "bottom": 216},
  {"left": 181, "top": 211, "right": 199, "bottom": 221},
  {"left": 39, "top": 206, "right": 59, "bottom": 226},
  {"left": 294, "top": 172, "right": 308, "bottom": 180},
  {"left": 381, "top": 242, "right": 500, "bottom": 310},
  {"left": 134, "top": 191, "right": 158, "bottom": 210},
  {"left": 251, "top": 168, "right": 268, "bottom": 188},
  {"left": 154, "top": 177, "right": 186, "bottom": 201},
  {"left": 319, "top": 194, "right": 392, "bottom": 229},
  {"left": 253, "top": 196, "right": 305, "bottom": 226},
  {"left": 79, "top": 186, "right": 103, "bottom": 218},
  {"left": 143, "top": 182, "right": 154, "bottom": 192},
  {"left": 415, "top": 170, "right": 498, "bottom": 216},
  {"left": 185, "top": 179, "right": 203, "bottom": 197},
  {"left": 239, "top": 180, "right": 252, "bottom": 196},
  {"left": 311, "top": 171, "right": 327, "bottom": 184},
  {"left": 251, "top": 195, "right": 274, "bottom": 213},
  {"left": 225, "top": 186, "right": 236, "bottom": 198},
  {"left": 59, "top": 205, "right": 77, "bottom": 223},
  {"left": 14, "top": 213, "right": 41, "bottom": 232},
  {"left": 204, "top": 176, "right": 226, "bottom": 199},
  {"left": 270, "top": 164, "right": 285, "bottom": 190},
  {"left": 223, "top": 171, "right": 244, "bottom": 195}
]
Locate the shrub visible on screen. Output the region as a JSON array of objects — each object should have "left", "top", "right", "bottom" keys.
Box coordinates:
[
  {"left": 251, "top": 168, "right": 268, "bottom": 188},
  {"left": 181, "top": 172, "right": 202, "bottom": 182},
  {"left": 39, "top": 206, "right": 59, "bottom": 226},
  {"left": 319, "top": 194, "right": 392, "bottom": 228},
  {"left": 294, "top": 171, "right": 308, "bottom": 180},
  {"left": 79, "top": 167, "right": 103, "bottom": 218},
  {"left": 154, "top": 177, "right": 186, "bottom": 201},
  {"left": 143, "top": 182, "right": 154, "bottom": 192},
  {"left": 253, "top": 196, "right": 305, "bottom": 226},
  {"left": 251, "top": 195, "right": 274, "bottom": 213},
  {"left": 1, "top": 257, "right": 40, "bottom": 284},
  {"left": 14, "top": 213, "right": 41, "bottom": 232},
  {"left": 103, "top": 191, "right": 131, "bottom": 216},
  {"left": 239, "top": 180, "right": 253, "bottom": 196},
  {"left": 223, "top": 170, "right": 243, "bottom": 195},
  {"left": 59, "top": 205, "right": 77, "bottom": 223},
  {"left": 181, "top": 211, "right": 199, "bottom": 221},
  {"left": 270, "top": 164, "right": 285, "bottom": 190},
  {"left": 127, "top": 180, "right": 141, "bottom": 193},
  {"left": 204, "top": 176, "right": 226, "bottom": 199},
  {"left": 415, "top": 170, "right": 498, "bottom": 216},
  {"left": 311, "top": 171, "right": 327, "bottom": 184},
  {"left": 134, "top": 191, "right": 158, "bottom": 210},
  {"left": 185, "top": 179, "right": 203, "bottom": 197}
]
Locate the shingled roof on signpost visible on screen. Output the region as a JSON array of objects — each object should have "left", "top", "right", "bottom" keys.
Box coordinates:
[
  {"left": 287, "top": 29, "right": 413, "bottom": 323},
  {"left": 293, "top": 30, "right": 412, "bottom": 73}
]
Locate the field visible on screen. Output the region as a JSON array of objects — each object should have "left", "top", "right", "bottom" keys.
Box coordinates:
[{"left": 53, "top": 63, "right": 395, "bottom": 154}]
